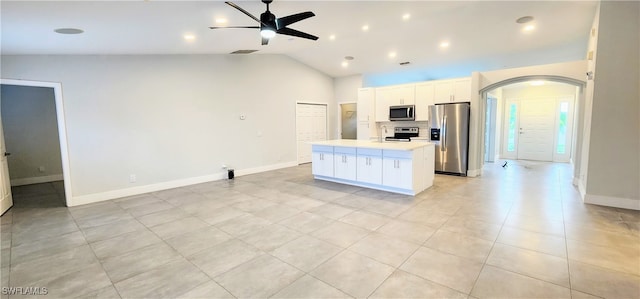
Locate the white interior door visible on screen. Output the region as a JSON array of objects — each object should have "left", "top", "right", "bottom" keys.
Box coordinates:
[
  {"left": 0, "top": 114, "right": 13, "bottom": 215},
  {"left": 296, "top": 103, "right": 327, "bottom": 164},
  {"left": 517, "top": 99, "right": 556, "bottom": 161}
]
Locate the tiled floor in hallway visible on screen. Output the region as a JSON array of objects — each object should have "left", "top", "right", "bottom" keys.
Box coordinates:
[{"left": 1, "top": 161, "right": 639, "bottom": 298}]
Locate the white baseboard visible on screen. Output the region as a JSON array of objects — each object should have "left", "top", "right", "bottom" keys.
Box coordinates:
[
  {"left": 577, "top": 179, "right": 587, "bottom": 199},
  {"left": 467, "top": 169, "right": 481, "bottom": 177},
  {"left": 584, "top": 193, "right": 640, "bottom": 211},
  {"left": 70, "top": 161, "right": 298, "bottom": 207},
  {"left": 11, "top": 174, "right": 63, "bottom": 186}
]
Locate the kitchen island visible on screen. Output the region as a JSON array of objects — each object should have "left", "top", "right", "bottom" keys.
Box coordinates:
[{"left": 310, "top": 140, "right": 435, "bottom": 195}]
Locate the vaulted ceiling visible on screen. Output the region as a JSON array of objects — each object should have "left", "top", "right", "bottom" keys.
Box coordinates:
[{"left": 1, "top": 1, "right": 598, "bottom": 78}]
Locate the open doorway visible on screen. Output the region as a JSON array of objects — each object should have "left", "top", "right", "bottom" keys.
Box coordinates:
[
  {"left": 483, "top": 80, "right": 579, "bottom": 164},
  {"left": 340, "top": 103, "right": 357, "bottom": 140},
  {"left": 0, "top": 79, "right": 72, "bottom": 213}
]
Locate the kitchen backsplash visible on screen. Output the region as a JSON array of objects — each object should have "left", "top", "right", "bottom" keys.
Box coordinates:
[{"left": 375, "top": 121, "right": 430, "bottom": 138}]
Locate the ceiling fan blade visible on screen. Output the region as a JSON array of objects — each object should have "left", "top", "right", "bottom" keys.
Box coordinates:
[
  {"left": 276, "top": 11, "right": 315, "bottom": 29},
  {"left": 262, "top": 37, "right": 270, "bottom": 45},
  {"left": 276, "top": 27, "right": 319, "bottom": 41},
  {"left": 209, "top": 26, "right": 260, "bottom": 29},
  {"left": 225, "top": 1, "right": 265, "bottom": 26}
]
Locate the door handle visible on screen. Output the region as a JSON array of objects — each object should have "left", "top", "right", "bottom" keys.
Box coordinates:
[{"left": 4, "top": 152, "right": 10, "bottom": 157}]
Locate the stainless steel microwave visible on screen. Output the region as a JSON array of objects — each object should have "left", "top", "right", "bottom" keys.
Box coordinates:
[{"left": 389, "top": 105, "right": 415, "bottom": 121}]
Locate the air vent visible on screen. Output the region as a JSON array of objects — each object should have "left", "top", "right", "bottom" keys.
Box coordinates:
[
  {"left": 399, "top": 61, "right": 411, "bottom": 66},
  {"left": 230, "top": 50, "right": 259, "bottom": 54}
]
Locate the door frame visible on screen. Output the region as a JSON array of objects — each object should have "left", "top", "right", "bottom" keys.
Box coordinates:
[
  {"left": 338, "top": 101, "right": 357, "bottom": 140},
  {"left": 0, "top": 79, "right": 72, "bottom": 207},
  {"left": 295, "top": 102, "right": 328, "bottom": 165}
]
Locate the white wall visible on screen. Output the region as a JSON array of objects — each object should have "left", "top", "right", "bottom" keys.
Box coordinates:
[
  {"left": 334, "top": 75, "right": 362, "bottom": 103},
  {"left": 1, "top": 54, "right": 335, "bottom": 205},
  {"left": 582, "top": 1, "right": 639, "bottom": 208},
  {"left": 1, "top": 85, "right": 63, "bottom": 184}
]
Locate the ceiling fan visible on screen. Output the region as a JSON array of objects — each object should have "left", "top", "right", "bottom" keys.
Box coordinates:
[{"left": 210, "top": 0, "right": 318, "bottom": 45}]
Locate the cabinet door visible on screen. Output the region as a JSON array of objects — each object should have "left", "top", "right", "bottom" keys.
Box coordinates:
[
  {"left": 392, "top": 85, "right": 415, "bottom": 105},
  {"left": 452, "top": 78, "right": 471, "bottom": 102},
  {"left": 356, "top": 155, "right": 382, "bottom": 185},
  {"left": 434, "top": 80, "right": 453, "bottom": 104},
  {"left": 312, "top": 152, "right": 334, "bottom": 177},
  {"left": 415, "top": 83, "right": 434, "bottom": 121},
  {"left": 382, "top": 158, "right": 413, "bottom": 189},
  {"left": 375, "top": 87, "right": 392, "bottom": 122},
  {"left": 357, "top": 88, "right": 375, "bottom": 122},
  {"left": 334, "top": 154, "right": 357, "bottom": 181},
  {"left": 357, "top": 121, "right": 370, "bottom": 140}
]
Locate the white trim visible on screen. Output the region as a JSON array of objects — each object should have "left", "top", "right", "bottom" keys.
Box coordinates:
[
  {"left": 584, "top": 194, "right": 640, "bottom": 211},
  {"left": 11, "top": 174, "right": 63, "bottom": 186},
  {"left": 577, "top": 179, "right": 587, "bottom": 199},
  {"left": 0, "top": 78, "right": 73, "bottom": 207},
  {"left": 467, "top": 168, "right": 482, "bottom": 177},
  {"left": 70, "top": 161, "right": 297, "bottom": 207}
]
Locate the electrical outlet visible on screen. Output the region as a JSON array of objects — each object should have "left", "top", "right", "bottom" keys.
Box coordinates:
[{"left": 129, "top": 174, "right": 136, "bottom": 183}]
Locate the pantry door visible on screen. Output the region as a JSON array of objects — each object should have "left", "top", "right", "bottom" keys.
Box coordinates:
[{"left": 517, "top": 99, "right": 556, "bottom": 161}]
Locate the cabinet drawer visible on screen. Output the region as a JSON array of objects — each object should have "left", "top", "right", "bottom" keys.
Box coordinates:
[
  {"left": 383, "top": 150, "right": 413, "bottom": 159},
  {"left": 334, "top": 146, "right": 357, "bottom": 155},
  {"left": 357, "top": 148, "right": 382, "bottom": 157},
  {"left": 312, "top": 145, "right": 333, "bottom": 153}
]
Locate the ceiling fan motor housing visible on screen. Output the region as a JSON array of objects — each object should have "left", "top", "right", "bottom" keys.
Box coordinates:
[{"left": 260, "top": 11, "right": 277, "bottom": 30}]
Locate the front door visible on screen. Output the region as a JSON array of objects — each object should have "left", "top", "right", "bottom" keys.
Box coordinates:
[
  {"left": 517, "top": 99, "right": 556, "bottom": 161},
  {"left": 0, "top": 115, "right": 13, "bottom": 215}
]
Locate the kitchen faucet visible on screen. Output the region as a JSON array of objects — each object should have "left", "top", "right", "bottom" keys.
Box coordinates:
[{"left": 379, "top": 125, "right": 388, "bottom": 142}]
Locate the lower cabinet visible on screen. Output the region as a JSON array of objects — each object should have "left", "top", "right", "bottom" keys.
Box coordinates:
[
  {"left": 356, "top": 148, "right": 383, "bottom": 185},
  {"left": 312, "top": 144, "right": 432, "bottom": 195},
  {"left": 311, "top": 145, "right": 334, "bottom": 177},
  {"left": 382, "top": 150, "right": 413, "bottom": 190},
  {"left": 334, "top": 147, "right": 357, "bottom": 181}
]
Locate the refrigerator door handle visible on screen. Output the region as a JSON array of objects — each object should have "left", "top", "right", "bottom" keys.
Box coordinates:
[{"left": 441, "top": 112, "right": 447, "bottom": 151}]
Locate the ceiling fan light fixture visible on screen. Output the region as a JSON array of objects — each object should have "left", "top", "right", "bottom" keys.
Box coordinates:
[{"left": 260, "top": 28, "right": 276, "bottom": 39}]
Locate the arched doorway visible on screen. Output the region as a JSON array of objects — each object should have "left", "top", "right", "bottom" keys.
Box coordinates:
[{"left": 477, "top": 75, "right": 586, "bottom": 180}]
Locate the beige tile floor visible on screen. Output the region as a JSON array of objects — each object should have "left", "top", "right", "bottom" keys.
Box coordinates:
[{"left": 1, "top": 161, "right": 639, "bottom": 298}]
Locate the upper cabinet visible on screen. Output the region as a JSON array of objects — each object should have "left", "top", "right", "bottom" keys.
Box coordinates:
[
  {"left": 414, "top": 82, "right": 434, "bottom": 121},
  {"left": 375, "top": 85, "right": 415, "bottom": 122},
  {"left": 433, "top": 77, "right": 471, "bottom": 104},
  {"left": 357, "top": 88, "right": 375, "bottom": 122}
]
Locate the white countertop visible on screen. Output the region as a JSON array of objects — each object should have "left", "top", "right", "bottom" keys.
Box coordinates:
[{"left": 310, "top": 139, "right": 434, "bottom": 151}]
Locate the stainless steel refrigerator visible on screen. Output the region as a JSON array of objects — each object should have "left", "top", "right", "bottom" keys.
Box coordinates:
[{"left": 428, "top": 103, "right": 470, "bottom": 176}]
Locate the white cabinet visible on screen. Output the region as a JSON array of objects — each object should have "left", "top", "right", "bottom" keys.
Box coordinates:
[
  {"left": 375, "top": 87, "right": 392, "bottom": 122},
  {"left": 356, "top": 148, "right": 383, "bottom": 185},
  {"left": 433, "top": 77, "right": 471, "bottom": 103},
  {"left": 311, "top": 145, "right": 334, "bottom": 177},
  {"left": 374, "top": 85, "right": 415, "bottom": 122},
  {"left": 357, "top": 88, "right": 377, "bottom": 140},
  {"left": 334, "top": 147, "right": 357, "bottom": 181},
  {"left": 382, "top": 150, "right": 413, "bottom": 190},
  {"left": 415, "top": 82, "right": 434, "bottom": 121}
]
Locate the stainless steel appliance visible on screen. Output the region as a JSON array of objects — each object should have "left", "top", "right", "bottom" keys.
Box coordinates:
[
  {"left": 385, "top": 127, "right": 419, "bottom": 142},
  {"left": 428, "top": 103, "right": 470, "bottom": 176},
  {"left": 389, "top": 105, "right": 415, "bottom": 121}
]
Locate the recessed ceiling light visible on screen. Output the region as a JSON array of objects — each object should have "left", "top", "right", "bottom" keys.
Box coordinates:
[
  {"left": 440, "top": 41, "right": 450, "bottom": 48},
  {"left": 523, "top": 25, "right": 535, "bottom": 32},
  {"left": 402, "top": 14, "right": 411, "bottom": 20},
  {"left": 341, "top": 61, "right": 349, "bottom": 68},
  {"left": 215, "top": 18, "right": 227, "bottom": 24},
  {"left": 329, "top": 34, "right": 336, "bottom": 40},
  {"left": 184, "top": 34, "right": 196, "bottom": 41},
  {"left": 362, "top": 25, "right": 369, "bottom": 31},
  {"left": 530, "top": 80, "right": 545, "bottom": 86},
  {"left": 54, "top": 28, "right": 84, "bottom": 35},
  {"left": 388, "top": 51, "right": 397, "bottom": 58},
  {"left": 516, "top": 16, "right": 535, "bottom": 24}
]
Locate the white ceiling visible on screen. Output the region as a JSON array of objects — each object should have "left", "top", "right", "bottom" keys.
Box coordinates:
[{"left": 1, "top": 1, "right": 598, "bottom": 78}]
